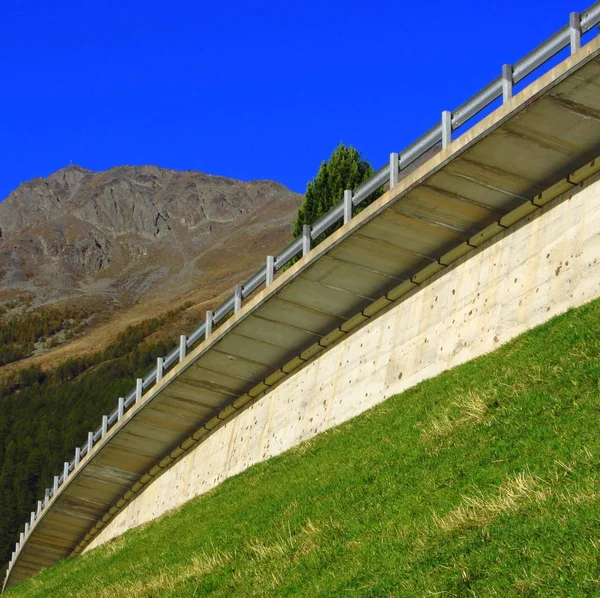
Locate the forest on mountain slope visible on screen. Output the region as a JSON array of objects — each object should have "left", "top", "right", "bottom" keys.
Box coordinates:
[{"left": 0, "top": 309, "right": 185, "bottom": 574}]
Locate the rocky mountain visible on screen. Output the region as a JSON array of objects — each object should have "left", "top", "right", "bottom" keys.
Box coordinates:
[
  {"left": 0, "top": 165, "right": 302, "bottom": 367},
  {"left": 0, "top": 165, "right": 301, "bottom": 301}
]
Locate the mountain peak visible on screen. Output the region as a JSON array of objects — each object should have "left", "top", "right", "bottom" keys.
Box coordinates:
[{"left": 0, "top": 165, "right": 303, "bottom": 310}]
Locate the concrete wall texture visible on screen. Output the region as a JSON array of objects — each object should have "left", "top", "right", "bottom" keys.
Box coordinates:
[{"left": 85, "top": 173, "right": 600, "bottom": 551}]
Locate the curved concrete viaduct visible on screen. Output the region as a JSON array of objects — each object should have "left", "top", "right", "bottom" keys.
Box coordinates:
[{"left": 4, "top": 11, "right": 600, "bottom": 591}]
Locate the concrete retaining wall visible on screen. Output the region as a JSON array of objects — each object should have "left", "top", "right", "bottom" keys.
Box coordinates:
[{"left": 86, "top": 173, "right": 600, "bottom": 551}]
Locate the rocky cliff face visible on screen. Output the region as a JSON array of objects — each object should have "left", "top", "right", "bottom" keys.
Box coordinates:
[{"left": 0, "top": 165, "right": 302, "bottom": 311}]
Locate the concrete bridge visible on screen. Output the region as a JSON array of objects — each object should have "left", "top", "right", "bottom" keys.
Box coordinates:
[{"left": 4, "top": 4, "right": 600, "bottom": 590}]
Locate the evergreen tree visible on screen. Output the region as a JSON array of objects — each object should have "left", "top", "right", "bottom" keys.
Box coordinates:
[{"left": 291, "top": 143, "right": 381, "bottom": 242}]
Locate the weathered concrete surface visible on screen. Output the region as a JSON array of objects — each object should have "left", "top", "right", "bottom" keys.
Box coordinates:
[{"left": 86, "top": 172, "right": 600, "bottom": 550}]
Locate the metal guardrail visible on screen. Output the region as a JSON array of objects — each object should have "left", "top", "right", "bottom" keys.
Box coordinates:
[{"left": 5, "top": 2, "right": 600, "bottom": 584}]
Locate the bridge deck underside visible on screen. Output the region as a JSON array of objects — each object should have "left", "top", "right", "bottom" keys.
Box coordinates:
[{"left": 6, "top": 41, "right": 600, "bottom": 589}]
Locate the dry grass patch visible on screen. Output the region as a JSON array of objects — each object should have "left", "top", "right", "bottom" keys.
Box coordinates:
[
  {"left": 85, "top": 549, "right": 232, "bottom": 598},
  {"left": 235, "top": 519, "right": 327, "bottom": 595},
  {"left": 434, "top": 472, "right": 547, "bottom": 533},
  {"left": 246, "top": 519, "right": 321, "bottom": 562},
  {"left": 420, "top": 390, "right": 492, "bottom": 443}
]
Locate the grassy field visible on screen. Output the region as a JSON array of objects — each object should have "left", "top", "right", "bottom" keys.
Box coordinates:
[{"left": 5, "top": 298, "right": 600, "bottom": 597}]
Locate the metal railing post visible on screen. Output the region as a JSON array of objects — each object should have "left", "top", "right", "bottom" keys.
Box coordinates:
[
  {"left": 44, "top": 488, "right": 49, "bottom": 506},
  {"left": 502, "top": 64, "right": 513, "bottom": 102},
  {"left": 117, "top": 397, "right": 124, "bottom": 420},
  {"left": 53, "top": 476, "right": 58, "bottom": 494},
  {"left": 234, "top": 284, "right": 242, "bottom": 313},
  {"left": 205, "top": 311, "right": 213, "bottom": 339},
  {"left": 101, "top": 415, "right": 108, "bottom": 438},
  {"left": 156, "top": 357, "right": 163, "bottom": 382},
  {"left": 570, "top": 12, "right": 581, "bottom": 54},
  {"left": 302, "top": 225, "right": 311, "bottom": 256},
  {"left": 442, "top": 110, "right": 452, "bottom": 148},
  {"left": 136, "top": 378, "right": 143, "bottom": 403},
  {"left": 343, "top": 190, "right": 353, "bottom": 224},
  {"left": 266, "top": 255, "right": 274, "bottom": 286},
  {"left": 30, "top": 512, "right": 35, "bottom": 526},
  {"left": 87, "top": 431, "right": 94, "bottom": 455},
  {"left": 74, "top": 446, "right": 81, "bottom": 468},
  {"left": 179, "top": 335, "right": 187, "bottom": 362},
  {"left": 390, "top": 153, "right": 399, "bottom": 188},
  {"left": 63, "top": 461, "right": 69, "bottom": 482},
  {"left": 37, "top": 500, "right": 42, "bottom": 516}
]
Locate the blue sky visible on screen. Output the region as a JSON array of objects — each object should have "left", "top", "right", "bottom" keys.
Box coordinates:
[{"left": 0, "top": 0, "right": 591, "bottom": 199}]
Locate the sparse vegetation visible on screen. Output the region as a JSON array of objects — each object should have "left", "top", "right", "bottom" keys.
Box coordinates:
[
  {"left": 0, "top": 304, "right": 92, "bottom": 366},
  {"left": 5, "top": 297, "right": 600, "bottom": 596}
]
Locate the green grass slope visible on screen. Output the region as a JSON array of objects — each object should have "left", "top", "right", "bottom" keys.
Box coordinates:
[{"left": 6, "top": 298, "right": 600, "bottom": 597}]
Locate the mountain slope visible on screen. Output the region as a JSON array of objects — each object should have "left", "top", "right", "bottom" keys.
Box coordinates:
[
  {"left": 0, "top": 165, "right": 302, "bottom": 372},
  {"left": 6, "top": 297, "right": 600, "bottom": 597}
]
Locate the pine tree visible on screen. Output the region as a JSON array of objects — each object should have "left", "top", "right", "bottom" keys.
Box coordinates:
[{"left": 291, "top": 143, "right": 380, "bottom": 241}]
